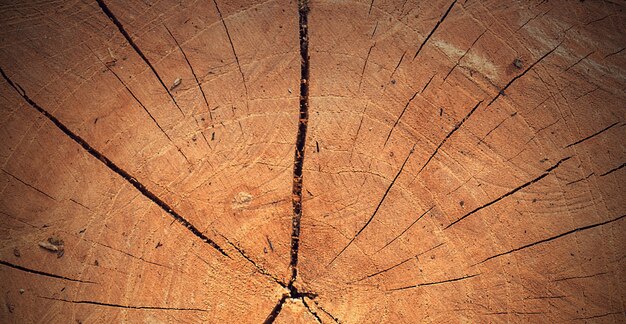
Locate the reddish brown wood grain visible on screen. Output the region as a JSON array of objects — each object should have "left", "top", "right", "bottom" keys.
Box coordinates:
[{"left": 0, "top": 0, "right": 624, "bottom": 323}]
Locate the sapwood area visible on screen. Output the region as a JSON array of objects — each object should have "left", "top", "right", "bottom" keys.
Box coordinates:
[{"left": 0, "top": 0, "right": 625, "bottom": 323}]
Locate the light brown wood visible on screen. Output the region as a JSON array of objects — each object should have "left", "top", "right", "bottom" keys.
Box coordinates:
[{"left": 1, "top": 0, "right": 625, "bottom": 323}]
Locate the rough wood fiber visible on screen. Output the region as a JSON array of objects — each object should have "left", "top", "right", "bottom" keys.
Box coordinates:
[{"left": 0, "top": 0, "right": 625, "bottom": 323}]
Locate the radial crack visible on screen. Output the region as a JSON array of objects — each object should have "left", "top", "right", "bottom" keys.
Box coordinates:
[
  {"left": 488, "top": 40, "right": 562, "bottom": 106},
  {"left": 328, "top": 144, "right": 415, "bottom": 266},
  {"left": 165, "top": 25, "right": 214, "bottom": 129},
  {"left": 564, "top": 121, "right": 619, "bottom": 148},
  {"left": 445, "top": 156, "right": 571, "bottom": 229},
  {"left": 1, "top": 168, "right": 55, "bottom": 200},
  {"left": 39, "top": 296, "right": 206, "bottom": 311},
  {"left": 263, "top": 295, "right": 288, "bottom": 324},
  {"left": 413, "top": 0, "right": 457, "bottom": 60},
  {"left": 352, "top": 242, "right": 444, "bottom": 283},
  {"left": 0, "top": 67, "right": 228, "bottom": 257},
  {"left": 91, "top": 50, "right": 191, "bottom": 164},
  {"left": 476, "top": 214, "right": 625, "bottom": 264},
  {"left": 213, "top": 0, "right": 249, "bottom": 108},
  {"left": 389, "top": 273, "right": 479, "bottom": 291},
  {"left": 0, "top": 260, "right": 95, "bottom": 284},
  {"left": 95, "top": 0, "right": 185, "bottom": 116},
  {"left": 376, "top": 206, "right": 434, "bottom": 253},
  {"left": 410, "top": 100, "right": 483, "bottom": 182},
  {"left": 383, "top": 91, "right": 419, "bottom": 147},
  {"left": 289, "top": 0, "right": 310, "bottom": 286}
]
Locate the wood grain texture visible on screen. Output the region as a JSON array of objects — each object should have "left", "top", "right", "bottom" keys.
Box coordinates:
[{"left": 0, "top": 0, "right": 624, "bottom": 323}]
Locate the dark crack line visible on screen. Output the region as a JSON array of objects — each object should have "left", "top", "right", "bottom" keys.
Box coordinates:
[
  {"left": 315, "top": 302, "right": 341, "bottom": 323},
  {"left": 600, "top": 162, "right": 625, "bottom": 176},
  {"left": 81, "top": 238, "right": 172, "bottom": 270},
  {"left": 263, "top": 295, "right": 288, "bottom": 324},
  {"left": 0, "top": 260, "right": 95, "bottom": 284},
  {"left": 0, "top": 67, "right": 228, "bottom": 258},
  {"left": 553, "top": 271, "right": 608, "bottom": 282},
  {"left": 383, "top": 91, "right": 419, "bottom": 147},
  {"left": 488, "top": 40, "right": 562, "bottom": 106},
  {"left": 444, "top": 27, "right": 487, "bottom": 81},
  {"left": 420, "top": 74, "right": 436, "bottom": 93},
  {"left": 445, "top": 156, "right": 570, "bottom": 229},
  {"left": 39, "top": 296, "right": 205, "bottom": 311},
  {"left": 163, "top": 25, "right": 213, "bottom": 149},
  {"left": 0, "top": 168, "right": 55, "bottom": 200},
  {"left": 376, "top": 206, "right": 434, "bottom": 253},
  {"left": 564, "top": 121, "right": 619, "bottom": 148},
  {"left": 390, "top": 50, "right": 406, "bottom": 78},
  {"left": 164, "top": 25, "right": 213, "bottom": 124},
  {"left": 90, "top": 49, "right": 191, "bottom": 164},
  {"left": 383, "top": 75, "right": 435, "bottom": 146},
  {"left": 219, "top": 234, "right": 287, "bottom": 288},
  {"left": 302, "top": 299, "right": 323, "bottom": 323},
  {"left": 96, "top": 0, "right": 185, "bottom": 116},
  {"left": 412, "top": 0, "right": 457, "bottom": 60},
  {"left": 288, "top": 0, "right": 310, "bottom": 286},
  {"left": 604, "top": 47, "right": 624, "bottom": 59},
  {"left": 477, "top": 111, "right": 517, "bottom": 145},
  {"left": 573, "top": 311, "right": 622, "bottom": 321},
  {"left": 476, "top": 214, "right": 625, "bottom": 265},
  {"left": 213, "top": 0, "right": 249, "bottom": 108},
  {"left": 352, "top": 242, "right": 445, "bottom": 283},
  {"left": 328, "top": 144, "right": 415, "bottom": 267},
  {"left": 411, "top": 100, "right": 482, "bottom": 181},
  {"left": 389, "top": 273, "right": 479, "bottom": 291},
  {"left": 565, "top": 172, "right": 594, "bottom": 186},
  {"left": 358, "top": 43, "right": 375, "bottom": 91},
  {"left": 564, "top": 50, "right": 594, "bottom": 71}
]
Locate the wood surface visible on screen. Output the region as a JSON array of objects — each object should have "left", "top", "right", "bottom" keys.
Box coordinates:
[{"left": 0, "top": 0, "right": 625, "bottom": 323}]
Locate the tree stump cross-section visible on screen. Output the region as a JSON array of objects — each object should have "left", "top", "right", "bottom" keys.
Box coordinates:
[{"left": 0, "top": 0, "right": 625, "bottom": 323}]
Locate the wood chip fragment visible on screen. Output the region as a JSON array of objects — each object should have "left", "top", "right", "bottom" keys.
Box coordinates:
[
  {"left": 38, "top": 241, "right": 59, "bottom": 252},
  {"left": 38, "top": 236, "right": 65, "bottom": 257},
  {"left": 170, "top": 77, "right": 182, "bottom": 90}
]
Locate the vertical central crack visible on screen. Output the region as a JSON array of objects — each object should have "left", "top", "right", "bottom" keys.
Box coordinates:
[
  {"left": 289, "top": 0, "right": 310, "bottom": 287},
  {"left": 263, "top": 2, "right": 310, "bottom": 323}
]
